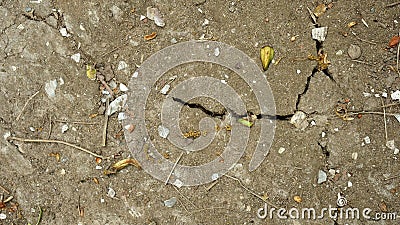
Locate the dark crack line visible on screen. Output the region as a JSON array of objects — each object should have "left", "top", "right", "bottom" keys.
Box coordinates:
[{"left": 172, "top": 97, "right": 293, "bottom": 121}]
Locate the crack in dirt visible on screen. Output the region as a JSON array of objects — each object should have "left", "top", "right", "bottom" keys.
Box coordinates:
[
  {"left": 172, "top": 97, "right": 293, "bottom": 121},
  {"left": 294, "top": 19, "right": 336, "bottom": 112}
]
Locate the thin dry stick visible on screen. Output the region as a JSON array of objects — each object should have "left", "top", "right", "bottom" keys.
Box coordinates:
[
  {"left": 205, "top": 180, "right": 219, "bottom": 191},
  {"left": 7, "top": 136, "right": 106, "bottom": 159},
  {"left": 102, "top": 98, "right": 109, "bottom": 147},
  {"left": 165, "top": 152, "right": 184, "bottom": 185},
  {"left": 53, "top": 119, "right": 99, "bottom": 125},
  {"left": 384, "top": 174, "right": 400, "bottom": 181},
  {"left": 173, "top": 186, "right": 198, "bottom": 209},
  {"left": 397, "top": 32, "right": 400, "bottom": 76},
  {"left": 0, "top": 184, "right": 10, "bottom": 195},
  {"left": 223, "top": 174, "right": 279, "bottom": 209},
  {"left": 349, "top": 112, "right": 399, "bottom": 116},
  {"left": 352, "top": 60, "right": 374, "bottom": 66},
  {"left": 97, "top": 74, "right": 114, "bottom": 97},
  {"left": 16, "top": 91, "right": 40, "bottom": 121},
  {"left": 47, "top": 115, "right": 52, "bottom": 139},
  {"left": 351, "top": 31, "right": 377, "bottom": 45},
  {"left": 386, "top": 1, "right": 400, "bottom": 7},
  {"left": 381, "top": 98, "right": 388, "bottom": 142}
]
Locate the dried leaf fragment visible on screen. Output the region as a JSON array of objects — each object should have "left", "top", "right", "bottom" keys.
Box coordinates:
[
  {"left": 294, "top": 195, "right": 302, "bottom": 203},
  {"left": 49, "top": 152, "right": 60, "bottom": 162},
  {"left": 347, "top": 21, "right": 357, "bottom": 28},
  {"left": 86, "top": 65, "right": 96, "bottom": 80},
  {"left": 104, "top": 158, "right": 142, "bottom": 175},
  {"left": 260, "top": 46, "right": 274, "bottom": 71},
  {"left": 314, "top": 4, "right": 327, "bottom": 17},
  {"left": 144, "top": 32, "right": 157, "bottom": 41},
  {"left": 389, "top": 35, "right": 400, "bottom": 48},
  {"left": 238, "top": 118, "right": 253, "bottom": 127}
]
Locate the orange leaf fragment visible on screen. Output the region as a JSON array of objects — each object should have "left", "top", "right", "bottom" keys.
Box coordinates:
[
  {"left": 389, "top": 35, "right": 400, "bottom": 48},
  {"left": 144, "top": 32, "right": 157, "bottom": 41}
]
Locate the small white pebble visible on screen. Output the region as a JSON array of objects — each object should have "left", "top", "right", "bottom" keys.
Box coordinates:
[
  {"left": 335, "top": 50, "right": 343, "bottom": 55},
  {"left": 29, "top": 127, "right": 35, "bottom": 132},
  {"left": 0, "top": 213, "right": 6, "bottom": 220},
  {"left": 95, "top": 165, "right": 102, "bottom": 170},
  {"left": 364, "top": 136, "right": 371, "bottom": 144},
  {"left": 160, "top": 84, "right": 170, "bottom": 95},
  {"left": 214, "top": 47, "right": 220, "bottom": 57},
  {"left": 296, "top": 69, "right": 301, "bottom": 74},
  {"left": 278, "top": 147, "right": 286, "bottom": 154},
  {"left": 221, "top": 80, "right": 227, "bottom": 84},
  {"left": 348, "top": 181, "right": 353, "bottom": 187},
  {"left": 382, "top": 92, "right": 388, "bottom": 98},
  {"left": 334, "top": 128, "right": 339, "bottom": 132},
  {"left": 132, "top": 71, "right": 139, "bottom": 78},
  {"left": 211, "top": 173, "right": 219, "bottom": 180},
  {"left": 118, "top": 61, "right": 128, "bottom": 70},
  {"left": 100, "top": 198, "right": 105, "bottom": 203},
  {"left": 60, "top": 169, "right": 66, "bottom": 175},
  {"left": 321, "top": 132, "right": 326, "bottom": 138},
  {"left": 59, "top": 27, "right": 70, "bottom": 37},
  {"left": 310, "top": 120, "right": 316, "bottom": 126},
  {"left": 71, "top": 53, "right": 80, "bottom": 63},
  {"left": 119, "top": 83, "right": 129, "bottom": 92},
  {"left": 352, "top": 152, "right": 358, "bottom": 160},
  {"left": 374, "top": 94, "right": 380, "bottom": 98},
  {"left": 173, "top": 179, "right": 183, "bottom": 188},
  {"left": 61, "top": 124, "right": 69, "bottom": 133},
  {"left": 202, "top": 18, "right": 210, "bottom": 26},
  {"left": 140, "top": 15, "right": 146, "bottom": 20}
]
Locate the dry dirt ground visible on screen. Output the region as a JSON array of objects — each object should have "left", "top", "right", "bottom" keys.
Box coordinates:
[{"left": 1, "top": 0, "right": 400, "bottom": 224}]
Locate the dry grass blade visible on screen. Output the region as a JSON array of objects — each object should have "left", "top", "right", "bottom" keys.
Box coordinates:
[
  {"left": 16, "top": 91, "right": 40, "bottom": 121},
  {"left": 7, "top": 136, "right": 106, "bottom": 159}
]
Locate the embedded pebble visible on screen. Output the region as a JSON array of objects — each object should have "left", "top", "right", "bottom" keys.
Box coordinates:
[
  {"left": 317, "top": 170, "right": 327, "bottom": 184},
  {"left": 61, "top": 124, "right": 69, "bottom": 133},
  {"left": 173, "top": 179, "right": 183, "bottom": 188},
  {"left": 107, "top": 187, "right": 116, "bottom": 198},
  {"left": 347, "top": 44, "right": 362, "bottom": 59},
  {"left": 290, "top": 111, "right": 308, "bottom": 130},
  {"left": 119, "top": 83, "right": 129, "bottom": 92},
  {"left": 278, "top": 147, "right": 286, "bottom": 154},
  {"left": 391, "top": 90, "right": 400, "bottom": 100},
  {"left": 107, "top": 94, "right": 128, "bottom": 116},
  {"left": 45, "top": 79, "right": 58, "bottom": 98},
  {"left": 364, "top": 136, "right": 371, "bottom": 144},
  {"left": 296, "top": 69, "right": 301, "bottom": 74},
  {"left": 59, "top": 27, "right": 70, "bottom": 37},
  {"left": 71, "top": 53, "right": 80, "bottom": 63},
  {"left": 352, "top": 152, "right": 358, "bottom": 160},
  {"left": 160, "top": 84, "right": 170, "bottom": 95},
  {"left": 158, "top": 125, "right": 169, "bottom": 138},
  {"left": 348, "top": 181, "right": 353, "bottom": 187},
  {"left": 214, "top": 47, "right": 220, "bottom": 57},
  {"left": 336, "top": 50, "right": 343, "bottom": 55},
  {"left": 164, "top": 197, "right": 177, "bottom": 207},
  {"left": 0, "top": 213, "right": 6, "bottom": 220},
  {"left": 117, "top": 61, "right": 128, "bottom": 70}
]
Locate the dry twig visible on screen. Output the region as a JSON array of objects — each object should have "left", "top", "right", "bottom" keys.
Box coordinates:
[
  {"left": 223, "top": 174, "right": 279, "bottom": 208},
  {"left": 386, "top": 1, "right": 400, "bottom": 7},
  {"left": 102, "top": 98, "right": 109, "bottom": 147},
  {"left": 7, "top": 136, "right": 106, "bottom": 159},
  {"left": 165, "top": 152, "right": 184, "bottom": 185},
  {"left": 16, "top": 91, "right": 40, "bottom": 121},
  {"left": 351, "top": 31, "right": 377, "bottom": 45}
]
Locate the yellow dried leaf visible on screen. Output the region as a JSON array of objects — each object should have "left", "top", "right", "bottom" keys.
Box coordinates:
[
  {"left": 260, "top": 46, "right": 274, "bottom": 71},
  {"left": 347, "top": 21, "right": 357, "bottom": 28},
  {"left": 314, "top": 4, "right": 327, "bottom": 17},
  {"left": 294, "top": 195, "right": 302, "bottom": 203},
  {"left": 86, "top": 65, "right": 96, "bottom": 80}
]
